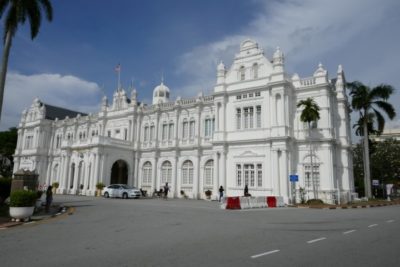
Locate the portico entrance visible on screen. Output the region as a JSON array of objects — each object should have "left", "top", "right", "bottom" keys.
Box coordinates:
[{"left": 110, "top": 160, "right": 128, "bottom": 184}]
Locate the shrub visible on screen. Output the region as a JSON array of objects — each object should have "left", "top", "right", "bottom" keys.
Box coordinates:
[
  {"left": 205, "top": 190, "right": 212, "bottom": 197},
  {"left": 9, "top": 190, "right": 37, "bottom": 207},
  {"left": 306, "top": 199, "right": 324, "bottom": 205},
  {"left": 0, "top": 177, "right": 12, "bottom": 204},
  {"left": 96, "top": 182, "right": 105, "bottom": 190},
  {"left": 180, "top": 190, "right": 185, "bottom": 196},
  {"left": 52, "top": 182, "right": 59, "bottom": 189}
]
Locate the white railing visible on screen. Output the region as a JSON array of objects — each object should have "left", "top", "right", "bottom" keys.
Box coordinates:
[{"left": 300, "top": 77, "right": 316, "bottom": 87}]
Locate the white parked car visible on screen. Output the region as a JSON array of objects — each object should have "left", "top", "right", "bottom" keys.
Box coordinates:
[{"left": 102, "top": 184, "right": 141, "bottom": 199}]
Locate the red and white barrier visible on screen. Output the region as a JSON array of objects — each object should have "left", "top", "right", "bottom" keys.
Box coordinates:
[{"left": 222, "top": 196, "right": 284, "bottom": 210}]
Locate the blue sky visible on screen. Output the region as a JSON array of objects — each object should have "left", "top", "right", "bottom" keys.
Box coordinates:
[{"left": 1, "top": 0, "right": 400, "bottom": 138}]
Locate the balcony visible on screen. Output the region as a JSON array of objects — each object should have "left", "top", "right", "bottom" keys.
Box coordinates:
[{"left": 61, "top": 136, "right": 133, "bottom": 150}]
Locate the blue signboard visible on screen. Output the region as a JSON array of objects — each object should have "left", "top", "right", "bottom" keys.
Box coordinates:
[{"left": 289, "top": 175, "right": 299, "bottom": 182}]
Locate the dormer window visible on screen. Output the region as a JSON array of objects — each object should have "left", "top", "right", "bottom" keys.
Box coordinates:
[
  {"left": 253, "top": 63, "right": 258, "bottom": 79},
  {"left": 240, "top": 66, "right": 245, "bottom": 81}
]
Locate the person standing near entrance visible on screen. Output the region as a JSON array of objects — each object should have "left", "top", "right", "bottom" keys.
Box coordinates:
[
  {"left": 244, "top": 184, "right": 249, "bottom": 197},
  {"left": 45, "top": 185, "right": 53, "bottom": 213},
  {"left": 219, "top": 186, "right": 224, "bottom": 202},
  {"left": 163, "top": 182, "right": 170, "bottom": 199}
]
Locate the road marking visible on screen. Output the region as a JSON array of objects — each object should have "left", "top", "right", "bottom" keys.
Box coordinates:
[
  {"left": 386, "top": 220, "right": 394, "bottom": 223},
  {"left": 251, "top": 249, "right": 280, "bottom": 259},
  {"left": 307, "top": 237, "right": 326, "bottom": 244},
  {"left": 343, "top": 230, "right": 356, "bottom": 235},
  {"left": 368, "top": 224, "right": 378, "bottom": 228}
]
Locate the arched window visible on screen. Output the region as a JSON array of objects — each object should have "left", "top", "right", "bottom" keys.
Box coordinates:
[
  {"left": 252, "top": 63, "right": 258, "bottom": 79},
  {"left": 304, "top": 156, "right": 320, "bottom": 189},
  {"left": 53, "top": 164, "right": 59, "bottom": 182},
  {"left": 142, "top": 161, "right": 152, "bottom": 184},
  {"left": 161, "top": 161, "right": 172, "bottom": 184},
  {"left": 239, "top": 66, "right": 245, "bottom": 81},
  {"left": 204, "top": 160, "right": 214, "bottom": 186},
  {"left": 182, "top": 160, "right": 194, "bottom": 185}
]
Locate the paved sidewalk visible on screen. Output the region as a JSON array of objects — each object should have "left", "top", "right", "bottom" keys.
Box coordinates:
[{"left": 0, "top": 202, "right": 66, "bottom": 229}]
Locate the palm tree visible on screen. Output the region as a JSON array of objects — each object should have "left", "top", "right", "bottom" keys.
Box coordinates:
[
  {"left": 297, "top": 97, "right": 320, "bottom": 199},
  {"left": 0, "top": 0, "right": 53, "bottom": 120},
  {"left": 347, "top": 81, "right": 396, "bottom": 198}
]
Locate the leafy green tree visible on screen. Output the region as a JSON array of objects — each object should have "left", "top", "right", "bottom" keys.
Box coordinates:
[
  {"left": 0, "top": 127, "right": 17, "bottom": 177},
  {"left": 0, "top": 0, "right": 53, "bottom": 120},
  {"left": 353, "top": 139, "right": 400, "bottom": 198},
  {"left": 348, "top": 81, "right": 396, "bottom": 198},
  {"left": 297, "top": 97, "right": 320, "bottom": 199}
]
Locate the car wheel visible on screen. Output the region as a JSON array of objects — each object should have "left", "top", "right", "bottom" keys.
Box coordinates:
[
  {"left": 122, "top": 193, "right": 128, "bottom": 199},
  {"left": 104, "top": 192, "right": 109, "bottom": 198}
]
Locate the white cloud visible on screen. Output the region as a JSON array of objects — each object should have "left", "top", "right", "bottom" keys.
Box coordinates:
[
  {"left": 1, "top": 72, "right": 102, "bottom": 130},
  {"left": 175, "top": 0, "right": 399, "bottom": 97}
]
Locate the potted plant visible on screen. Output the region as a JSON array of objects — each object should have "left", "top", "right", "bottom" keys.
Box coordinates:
[
  {"left": 9, "top": 190, "right": 37, "bottom": 222},
  {"left": 96, "top": 182, "right": 105, "bottom": 197},
  {"left": 180, "top": 190, "right": 188, "bottom": 199},
  {"left": 205, "top": 190, "right": 212, "bottom": 200},
  {"left": 52, "top": 182, "right": 59, "bottom": 194}
]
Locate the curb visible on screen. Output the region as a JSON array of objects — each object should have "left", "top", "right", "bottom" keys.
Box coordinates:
[
  {"left": 308, "top": 202, "right": 400, "bottom": 210},
  {"left": 0, "top": 206, "right": 70, "bottom": 230}
]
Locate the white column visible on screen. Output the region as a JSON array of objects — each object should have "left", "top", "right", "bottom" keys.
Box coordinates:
[
  {"left": 154, "top": 158, "right": 159, "bottom": 191},
  {"left": 280, "top": 150, "right": 289, "bottom": 202},
  {"left": 215, "top": 103, "right": 220, "bottom": 131},
  {"left": 221, "top": 151, "right": 226, "bottom": 189},
  {"left": 134, "top": 153, "right": 139, "bottom": 187},
  {"left": 213, "top": 153, "right": 219, "bottom": 199},
  {"left": 173, "top": 155, "right": 179, "bottom": 198},
  {"left": 73, "top": 161, "right": 80, "bottom": 193},
  {"left": 46, "top": 159, "right": 52, "bottom": 186},
  {"left": 92, "top": 153, "right": 99, "bottom": 190},
  {"left": 194, "top": 154, "right": 200, "bottom": 199}
]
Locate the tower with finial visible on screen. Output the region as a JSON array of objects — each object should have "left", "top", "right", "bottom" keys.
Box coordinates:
[{"left": 217, "top": 60, "right": 226, "bottom": 84}]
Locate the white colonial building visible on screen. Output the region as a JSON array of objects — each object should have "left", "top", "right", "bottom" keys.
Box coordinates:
[{"left": 13, "top": 40, "right": 354, "bottom": 203}]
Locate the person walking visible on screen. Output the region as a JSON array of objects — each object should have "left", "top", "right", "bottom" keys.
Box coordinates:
[
  {"left": 45, "top": 185, "right": 53, "bottom": 213},
  {"left": 244, "top": 184, "right": 249, "bottom": 197},
  {"left": 163, "top": 182, "right": 170, "bottom": 200},
  {"left": 219, "top": 186, "right": 224, "bottom": 202}
]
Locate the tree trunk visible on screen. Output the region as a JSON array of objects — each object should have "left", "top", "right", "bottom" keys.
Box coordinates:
[
  {"left": 0, "top": 30, "right": 13, "bottom": 121},
  {"left": 363, "top": 120, "right": 372, "bottom": 198},
  {"left": 309, "top": 122, "right": 316, "bottom": 199}
]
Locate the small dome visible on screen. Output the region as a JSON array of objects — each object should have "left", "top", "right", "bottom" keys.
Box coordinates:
[
  {"left": 152, "top": 81, "right": 170, "bottom": 104},
  {"left": 153, "top": 82, "right": 170, "bottom": 97}
]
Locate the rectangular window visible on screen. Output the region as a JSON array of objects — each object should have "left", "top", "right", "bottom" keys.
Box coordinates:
[
  {"left": 255, "top": 92, "right": 261, "bottom": 97},
  {"left": 236, "top": 164, "right": 242, "bottom": 187},
  {"left": 249, "top": 107, "right": 254, "bottom": 128},
  {"left": 243, "top": 94, "right": 247, "bottom": 99},
  {"left": 257, "top": 164, "right": 262, "bottom": 187},
  {"left": 256, "top": 106, "right": 261, "bottom": 128},
  {"left": 236, "top": 95, "right": 241, "bottom": 100},
  {"left": 249, "top": 93, "right": 253, "bottom": 98},
  {"left": 204, "top": 119, "right": 210, "bottom": 137},
  {"left": 183, "top": 122, "right": 188, "bottom": 139},
  {"left": 150, "top": 126, "right": 155, "bottom": 140},
  {"left": 244, "top": 108, "right": 249, "bottom": 129},
  {"left": 168, "top": 124, "right": 174, "bottom": 140},
  {"left": 236, "top": 109, "right": 241, "bottom": 129},
  {"left": 162, "top": 124, "right": 167, "bottom": 140},
  {"left": 24, "top": 135, "right": 33, "bottom": 149},
  {"left": 244, "top": 164, "right": 250, "bottom": 186},
  {"left": 250, "top": 164, "right": 255, "bottom": 187},
  {"left": 107, "top": 131, "right": 111, "bottom": 137},
  {"left": 144, "top": 127, "right": 148, "bottom": 142},
  {"left": 189, "top": 121, "right": 195, "bottom": 139}
]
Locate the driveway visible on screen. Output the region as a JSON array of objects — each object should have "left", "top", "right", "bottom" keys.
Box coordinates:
[{"left": 1, "top": 195, "right": 399, "bottom": 266}]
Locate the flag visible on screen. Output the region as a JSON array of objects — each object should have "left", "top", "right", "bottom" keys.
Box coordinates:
[{"left": 115, "top": 64, "right": 121, "bottom": 72}]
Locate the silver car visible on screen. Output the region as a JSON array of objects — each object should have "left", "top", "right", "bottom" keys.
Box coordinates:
[{"left": 102, "top": 184, "right": 141, "bottom": 199}]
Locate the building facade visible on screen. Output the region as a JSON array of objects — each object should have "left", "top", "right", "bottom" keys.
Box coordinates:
[{"left": 13, "top": 40, "right": 354, "bottom": 203}]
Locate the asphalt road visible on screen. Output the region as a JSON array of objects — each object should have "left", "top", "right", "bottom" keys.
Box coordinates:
[{"left": 1, "top": 195, "right": 399, "bottom": 267}]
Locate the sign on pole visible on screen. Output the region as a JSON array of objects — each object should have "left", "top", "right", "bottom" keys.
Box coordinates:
[
  {"left": 372, "top": 180, "right": 379, "bottom": 186},
  {"left": 289, "top": 175, "right": 299, "bottom": 182}
]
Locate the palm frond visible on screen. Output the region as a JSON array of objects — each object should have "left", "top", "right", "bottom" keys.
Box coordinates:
[
  {"left": 38, "top": 0, "right": 53, "bottom": 21},
  {"left": 370, "top": 84, "right": 394, "bottom": 101},
  {"left": 373, "top": 100, "right": 396, "bottom": 119},
  {"left": 0, "top": 0, "right": 10, "bottom": 19}
]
